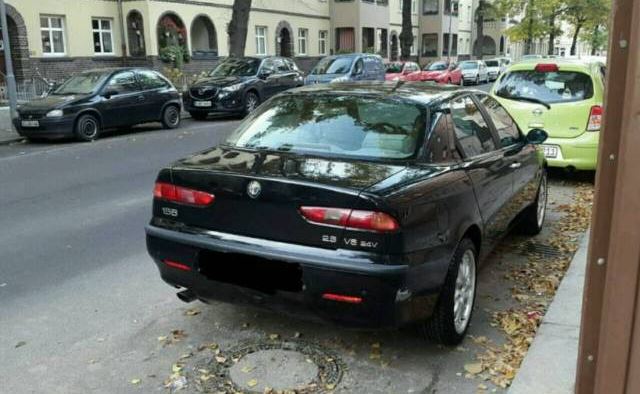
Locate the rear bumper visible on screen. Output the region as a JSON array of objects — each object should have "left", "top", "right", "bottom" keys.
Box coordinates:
[
  {"left": 13, "top": 115, "right": 75, "bottom": 138},
  {"left": 145, "top": 223, "right": 442, "bottom": 329},
  {"left": 544, "top": 131, "right": 599, "bottom": 170}
]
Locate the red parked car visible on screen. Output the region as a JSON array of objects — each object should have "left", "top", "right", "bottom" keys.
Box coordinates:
[
  {"left": 384, "top": 61, "right": 421, "bottom": 81},
  {"left": 419, "top": 61, "right": 463, "bottom": 85}
]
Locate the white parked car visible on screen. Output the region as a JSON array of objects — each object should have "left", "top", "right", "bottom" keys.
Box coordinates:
[
  {"left": 459, "top": 60, "right": 489, "bottom": 85},
  {"left": 485, "top": 58, "right": 511, "bottom": 81}
]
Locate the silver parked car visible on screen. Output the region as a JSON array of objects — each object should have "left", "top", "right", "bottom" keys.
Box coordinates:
[{"left": 460, "top": 60, "right": 489, "bottom": 85}]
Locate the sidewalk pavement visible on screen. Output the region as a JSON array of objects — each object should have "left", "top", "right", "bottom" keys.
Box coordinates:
[
  {"left": 509, "top": 231, "right": 589, "bottom": 394},
  {"left": 0, "top": 106, "right": 22, "bottom": 145}
]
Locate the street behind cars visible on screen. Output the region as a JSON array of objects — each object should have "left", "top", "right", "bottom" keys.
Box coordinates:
[
  {"left": 14, "top": 68, "right": 182, "bottom": 141},
  {"left": 146, "top": 81, "right": 549, "bottom": 346},
  {"left": 184, "top": 56, "right": 304, "bottom": 120},
  {"left": 492, "top": 59, "right": 605, "bottom": 170}
]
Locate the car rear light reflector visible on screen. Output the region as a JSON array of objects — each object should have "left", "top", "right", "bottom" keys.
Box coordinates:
[
  {"left": 534, "top": 63, "right": 559, "bottom": 73},
  {"left": 322, "top": 293, "right": 363, "bottom": 304},
  {"left": 299, "top": 207, "right": 399, "bottom": 232},
  {"left": 587, "top": 105, "right": 603, "bottom": 131},
  {"left": 154, "top": 182, "right": 215, "bottom": 206},
  {"left": 162, "top": 259, "right": 191, "bottom": 271}
]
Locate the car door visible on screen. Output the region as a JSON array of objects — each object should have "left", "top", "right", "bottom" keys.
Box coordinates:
[
  {"left": 476, "top": 93, "right": 541, "bottom": 214},
  {"left": 258, "top": 58, "right": 279, "bottom": 99},
  {"left": 273, "top": 58, "right": 297, "bottom": 93},
  {"left": 136, "top": 69, "right": 172, "bottom": 123},
  {"left": 449, "top": 94, "right": 515, "bottom": 252},
  {"left": 351, "top": 57, "right": 365, "bottom": 81},
  {"left": 99, "top": 70, "right": 145, "bottom": 128}
]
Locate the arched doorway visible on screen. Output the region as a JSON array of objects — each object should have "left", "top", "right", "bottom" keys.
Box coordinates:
[
  {"left": 0, "top": 4, "right": 30, "bottom": 81},
  {"left": 190, "top": 15, "right": 217, "bottom": 57},
  {"left": 390, "top": 32, "right": 398, "bottom": 61},
  {"left": 473, "top": 35, "right": 497, "bottom": 56},
  {"left": 275, "top": 21, "right": 293, "bottom": 57},
  {"left": 157, "top": 12, "right": 188, "bottom": 67},
  {"left": 127, "top": 10, "right": 146, "bottom": 57}
]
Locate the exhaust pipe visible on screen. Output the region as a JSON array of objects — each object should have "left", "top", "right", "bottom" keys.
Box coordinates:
[{"left": 177, "top": 289, "right": 197, "bottom": 303}]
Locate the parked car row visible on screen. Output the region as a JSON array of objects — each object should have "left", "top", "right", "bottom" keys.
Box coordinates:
[{"left": 381, "top": 57, "right": 511, "bottom": 86}]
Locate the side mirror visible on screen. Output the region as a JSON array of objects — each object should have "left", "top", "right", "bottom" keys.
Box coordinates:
[
  {"left": 259, "top": 69, "right": 274, "bottom": 79},
  {"left": 101, "top": 89, "right": 118, "bottom": 99},
  {"left": 526, "top": 128, "right": 548, "bottom": 145}
]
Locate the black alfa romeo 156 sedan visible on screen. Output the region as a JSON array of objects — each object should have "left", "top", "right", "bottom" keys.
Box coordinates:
[{"left": 146, "top": 82, "right": 549, "bottom": 345}]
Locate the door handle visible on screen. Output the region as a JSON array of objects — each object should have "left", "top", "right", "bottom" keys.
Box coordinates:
[{"left": 509, "top": 162, "right": 522, "bottom": 169}]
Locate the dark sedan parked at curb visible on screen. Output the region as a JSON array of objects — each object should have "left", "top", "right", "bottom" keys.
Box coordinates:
[
  {"left": 146, "top": 82, "right": 549, "bottom": 345},
  {"left": 184, "top": 56, "right": 304, "bottom": 120},
  {"left": 14, "top": 68, "right": 182, "bottom": 141}
]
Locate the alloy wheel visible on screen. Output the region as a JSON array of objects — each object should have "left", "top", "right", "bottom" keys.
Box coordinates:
[
  {"left": 453, "top": 249, "right": 476, "bottom": 335},
  {"left": 245, "top": 94, "right": 259, "bottom": 113},
  {"left": 536, "top": 175, "right": 548, "bottom": 228},
  {"left": 165, "top": 106, "right": 180, "bottom": 127}
]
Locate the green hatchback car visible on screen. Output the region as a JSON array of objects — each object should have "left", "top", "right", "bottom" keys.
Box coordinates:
[{"left": 491, "top": 59, "right": 605, "bottom": 170}]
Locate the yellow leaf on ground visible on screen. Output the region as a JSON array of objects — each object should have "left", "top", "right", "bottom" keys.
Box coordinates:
[
  {"left": 247, "top": 378, "right": 258, "bottom": 387},
  {"left": 464, "top": 363, "right": 484, "bottom": 375},
  {"left": 130, "top": 379, "right": 141, "bottom": 385}
]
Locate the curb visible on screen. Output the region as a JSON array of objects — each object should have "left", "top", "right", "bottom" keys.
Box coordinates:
[
  {"left": 0, "top": 135, "right": 25, "bottom": 146},
  {"left": 508, "top": 231, "right": 589, "bottom": 394}
]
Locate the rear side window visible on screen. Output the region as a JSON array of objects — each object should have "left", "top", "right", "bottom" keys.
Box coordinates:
[
  {"left": 137, "top": 70, "right": 169, "bottom": 90},
  {"left": 107, "top": 71, "right": 139, "bottom": 93},
  {"left": 477, "top": 95, "right": 522, "bottom": 147},
  {"left": 426, "top": 113, "right": 460, "bottom": 163},
  {"left": 450, "top": 96, "right": 496, "bottom": 157},
  {"left": 494, "top": 70, "right": 594, "bottom": 104}
]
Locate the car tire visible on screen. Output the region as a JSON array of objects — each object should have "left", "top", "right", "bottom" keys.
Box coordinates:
[
  {"left": 475, "top": 76, "right": 479, "bottom": 85},
  {"left": 74, "top": 113, "right": 100, "bottom": 142},
  {"left": 244, "top": 91, "right": 260, "bottom": 116},
  {"left": 190, "top": 112, "right": 208, "bottom": 121},
  {"left": 161, "top": 105, "right": 181, "bottom": 129},
  {"left": 424, "top": 237, "right": 477, "bottom": 346},
  {"left": 459, "top": 78, "right": 465, "bottom": 86},
  {"left": 520, "top": 171, "right": 548, "bottom": 235}
]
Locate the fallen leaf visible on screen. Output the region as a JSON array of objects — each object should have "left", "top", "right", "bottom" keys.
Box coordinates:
[
  {"left": 15, "top": 341, "right": 26, "bottom": 348},
  {"left": 247, "top": 378, "right": 258, "bottom": 387},
  {"left": 130, "top": 379, "right": 141, "bottom": 385},
  {"left": 184, "top": 308, "right": 201, "bottom": 316},
  {"left": 464, "top": 363, "right": 484, "bottom": 375},
  {"left": 215, "top": 356, "right": 227, "bottom": 363},
  {"left": 268, "top": 333, "right": 280, "bottom": 340}
]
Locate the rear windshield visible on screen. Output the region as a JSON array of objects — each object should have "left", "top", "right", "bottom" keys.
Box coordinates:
[
  {"left": 225, "top": 95, "right": 427, "bottom": 160},
  {"left": 494, "top": 70, "right": 594, "bottom": 104},
  {"left": 427, "top": 62, "right": 448, "bottom": 71},
  {"left": 485, "top": 60, "right": 499, "bottom": 67},
  {"left": 311, "top": 57, "right": 354, "bottom": 75}
]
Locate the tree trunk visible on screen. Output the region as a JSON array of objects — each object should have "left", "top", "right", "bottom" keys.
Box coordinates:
[
  {"left": 475, "top": 0, "right": 485, "bottom": 59},
  {"left": 570, "top": 22, "right": 582, "bottom": 56},
  {"left": 227, "top": 0, "right": 252, "bottom": 57},
  {"left": 590, "top": 25, "right": 599, "bottom": 55},
  {"left": 399, "top": 0, "right": 413, "bottom": 60},
  {"left": 524, "top": 0, "right": 535, "bottom": 55},
  {"left": 547, "top": 13, "right": 556, "bottom": 56}
]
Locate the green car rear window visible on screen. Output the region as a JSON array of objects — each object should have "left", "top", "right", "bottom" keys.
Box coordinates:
[{"left": 495, "top": 70, "right": 594, "bottom": 104}]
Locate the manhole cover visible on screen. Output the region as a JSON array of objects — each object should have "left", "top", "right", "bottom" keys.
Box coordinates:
[
  {"left": 229, "top": 349, "right": 319, "bottom": 391},
  {"left": 196, "top": 339, "right": 344, "bottom": 393}
]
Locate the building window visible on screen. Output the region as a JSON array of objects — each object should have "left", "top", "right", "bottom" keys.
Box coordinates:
[
  {"left": 255, "top": 26, "right": 267, "bottom": 55},
  {"left": 298, "top": 28, "right": 308, "bottom": 55},
  {"left": 92, "top": 18, "right": 114, "bottom": 55},
  {"left": 336, "top": 27, "right": 355, "bottom": 52},
  {"left": 362, "top": 27, "right": 375, "bottom": 53},
  {"left": 319, "top": 30, "right": 328, "bottom": 55},
  {"left": 443, "top": 33, "right": 458, "bottom": 56},
  {"left": 412, "top": 0, "right": 417, "bottom": 13},
  {"left": 40, "top": 15, "right": 66, "bottom": 55},
  {"left": 444, "top": 0, "right": 458, "bottom": 15},
  {"left": 421, "top": 33, "right": 438, "bottom": 57},
  {"left": 422, "top": 0, "right": 438, "bottom": 15}
]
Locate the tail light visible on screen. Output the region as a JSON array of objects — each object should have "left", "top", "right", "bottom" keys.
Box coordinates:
[
  {"left": 299, "top": 206, "right": 399, "bottom": 232},
  {"left": 154, "top": 182, "right": 215, "bottom": 207},
  {"left": 322, "top": 293, "right": 363, "bottom": 304},
  {"left": 162, "top": 259, "right": 191, "bottom": 271},
  {"left": 534, "top": 63, "right": 559, "bottom": 73},
  {"left": 587, "top": 105, "right": 603, "bottom": 131}
]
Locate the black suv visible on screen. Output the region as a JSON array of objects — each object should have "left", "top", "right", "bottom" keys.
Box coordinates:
[
  {"left": 184, "top": 57, "right": 304, "bottom": 119},
  {"left": 15, "top": 68, "right": 182, "bottom": 141}
]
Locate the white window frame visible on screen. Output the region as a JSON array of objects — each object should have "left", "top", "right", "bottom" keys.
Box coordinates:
[
  {"left": 412, "top": 0, "right": 417, "bottom": 14},
  {"left": 318, "top": 30, "right": 328, "bottom": 55},
  {"left": 255, "top": 26, "right": 267, "bottom": 56},
  {"left": 298, "top": 28, "right": 308, "bottom": 56},
  {"left": 40, "top": 15, "right": 66, "bottom": 56},
  {"left": 92, "top": 18, "right": 114, "bottom": 55}
]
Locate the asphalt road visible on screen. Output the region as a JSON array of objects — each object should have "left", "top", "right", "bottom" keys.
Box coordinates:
[{"left": 0, "top": 86, "right": 586, "bottom": 394}]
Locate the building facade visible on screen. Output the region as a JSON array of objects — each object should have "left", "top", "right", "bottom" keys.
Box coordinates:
[{"left": 0, "top": 0, "right": 596, "bottom": 85}]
